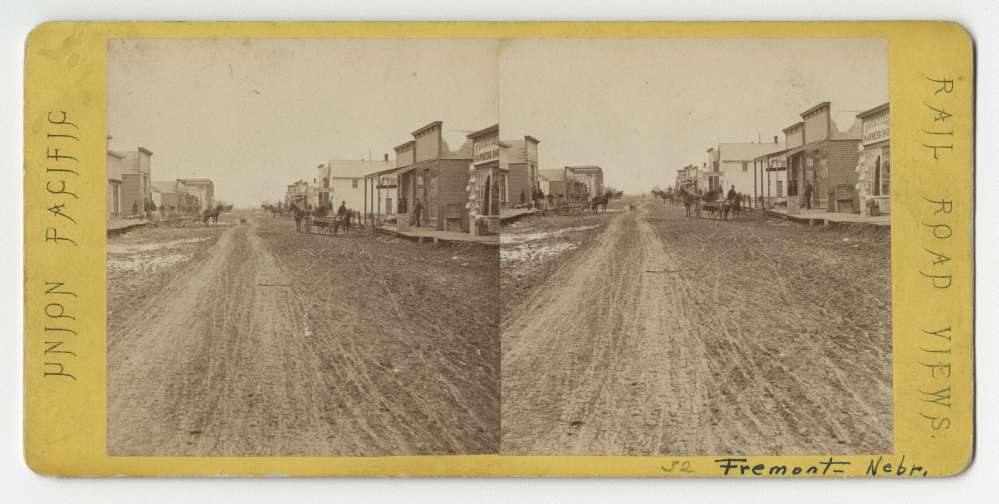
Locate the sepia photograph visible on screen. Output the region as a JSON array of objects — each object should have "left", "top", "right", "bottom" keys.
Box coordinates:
[
  {"left": 105, "top": 38, "right": 501, "bottom": 456},
  {"left": 498, "top": 38, "right": 892, "bottom": 456},
  {"left": 104, "top": 36, "right": 891, "bottom": 458}
]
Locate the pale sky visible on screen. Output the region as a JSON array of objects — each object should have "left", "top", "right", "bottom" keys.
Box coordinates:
[
  {"left": 109, "top": 37, "right": 886, "bottom": 204},
  {"left": 108, "top": 38, "right": 498, "bottom": 207},
  {"left": 500, "top": 38, "right": 887, "bottom": 193}
]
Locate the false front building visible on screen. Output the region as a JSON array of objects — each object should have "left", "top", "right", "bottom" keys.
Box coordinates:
[
  {"left": 781, "top": 102, "right": 862, "bottom": 212},
  {"left": 856, "top": 103, "right": 890, "bottom": 216},
  {"left": 393, "top": 121, "right": 473, "bottom": 232}
]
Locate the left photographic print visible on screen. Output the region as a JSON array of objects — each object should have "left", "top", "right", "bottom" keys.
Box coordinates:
[{"left": 105, "top": 38, "right": 501, "bottom": 456}]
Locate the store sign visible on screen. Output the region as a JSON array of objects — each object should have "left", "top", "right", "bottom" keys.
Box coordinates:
[
  {"left": 473, "top": 135, "right": 499, "bottom": 163},
  {"left": 863, "top": 111, "right": 890, "bottom": 145}
]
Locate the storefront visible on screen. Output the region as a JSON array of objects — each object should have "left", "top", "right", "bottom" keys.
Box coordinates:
[
  {"left": 856, "top": 103, "right": 890, "bottom": 217},
  {"left": 781, "top": 102, "right": 861, "bottom": 213},
  {"left": 467, "top": 124, "right": 506, "bottom": 236}
]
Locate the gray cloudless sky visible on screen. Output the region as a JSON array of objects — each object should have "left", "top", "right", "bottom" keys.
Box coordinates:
[
  {"left": 109, "top": 37, "right": 886, "bottom": 203},
  {"left": 500, "top": 38, "right": 887, "bottom": 193},
  {"left": 108, "top": 38, "right": 498, "bottom": 207}
]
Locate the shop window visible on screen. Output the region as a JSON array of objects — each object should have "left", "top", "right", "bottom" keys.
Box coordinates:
[{"left": 881, "top": 151, "right": 890, "bottom": 196}]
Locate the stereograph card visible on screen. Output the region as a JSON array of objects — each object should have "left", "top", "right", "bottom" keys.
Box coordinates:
[{"left": 23, "top": 21, "right": 974, "bottom": 477}]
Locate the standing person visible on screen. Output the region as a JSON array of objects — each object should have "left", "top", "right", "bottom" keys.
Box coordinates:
[
  {"left": 413, "top": 198, "right": 423, "bottom": 227},
  {"left": 337, "top": 200, "right": 348, "bottom": 225},
  {"left": 726, "top": 185, "right": 737, "bottom": 202},
  {"left": 803, "top": 180, "right": 813, "bottom": 210}
]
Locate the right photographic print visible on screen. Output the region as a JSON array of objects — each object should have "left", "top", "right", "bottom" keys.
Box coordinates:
[{"left": 498, "top": 38, "right": 892, "bottom": 456}]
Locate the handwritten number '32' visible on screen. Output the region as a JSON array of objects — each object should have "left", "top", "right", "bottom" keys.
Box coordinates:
[{"left": 660, "top": 461, "right": 694, "bottom": 473}]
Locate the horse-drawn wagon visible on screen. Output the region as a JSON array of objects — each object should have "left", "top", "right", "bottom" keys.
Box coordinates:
[{"left": 302, "top": 212, "right": 351, "bottom": 236}]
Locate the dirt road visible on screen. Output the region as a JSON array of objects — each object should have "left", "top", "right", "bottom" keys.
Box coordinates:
[
  {"left": 501, "top": 202, "right": 892, "bottom": 456},
  {"left": 108, "top": 216, "right": 499, "bottom": 456}
]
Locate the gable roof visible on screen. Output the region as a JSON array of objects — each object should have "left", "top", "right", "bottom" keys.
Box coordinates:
[
  {"left": 330, "top": 159, "right": 396, "bottom": 179},
  {"left": 857, "top": 102, "right": 890, "bottom": 119},
  {"left": 716, "top": 143, "right": 785, "bottom": 162}
]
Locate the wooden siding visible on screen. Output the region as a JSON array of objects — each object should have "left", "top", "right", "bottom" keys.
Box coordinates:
[
  {"left": 121, "top": 173, "right": 144, "bottom": 216},
  {"left": 507, "top": 162, "right": 534, "bottom": 205},
  {"left": 828, "top": 140, "right": 860, "bottom": 189},
  {"left": 436, "top": 159, "right": 471, "bottom": 206},
  {"left": 434, "top": 159, "right": 471, "bottom": 231}
]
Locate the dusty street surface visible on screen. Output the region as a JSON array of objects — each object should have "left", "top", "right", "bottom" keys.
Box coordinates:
[
  {"left": 108, "top": 213, "right": 499, "bottom": 456},
  {"left": 501, "top": 200, "right": 891, "bottom": 456}
]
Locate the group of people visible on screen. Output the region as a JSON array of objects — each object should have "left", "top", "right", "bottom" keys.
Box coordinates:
[{"left": 518, "top": 187, "right": 550, "bottom": 210}]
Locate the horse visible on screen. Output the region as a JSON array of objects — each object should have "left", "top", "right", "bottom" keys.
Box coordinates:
[
  {"left": 202, "top": 207, "right": 220, "bottom": 226},
  {"left": 680, "top": 188, "right": 700, "bottom": 218},
  {"left": 628, "top": 203, "right": 637, "bottom": 212},
  {"left": 333, "top": 212, "right": 351, "bottom": 236},
  {"left": 261, "top": 204, "right": 283, "bottom": 219},
  {"left": 729, "top": 194, "right": 743, "bottom": 220},
  {"left": 591, "top": 194, "right": 609, "bottom": 213}
]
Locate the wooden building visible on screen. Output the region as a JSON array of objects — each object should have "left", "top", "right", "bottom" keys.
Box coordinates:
[
  {"left": 106, "top": 149, "right": 126, "bottom": 219},
  {"left": 782, "top": 102, "right": 861, "bottom": 212},
  {"left": 109, "top": 146, "right": 153, "bottom": 218},
  {"left": 856, "top": 103, "right": 890, "bottom": 216},
  {"left": 705, "top": 140, "right": 784, "bottom": 197},
  {"left": 564, "top": 166, "right": 604, "bottom": 201},
  {"left": 505, "top": 135, "right": 541, "bottom": 207},
  {"left": 392, "top": 121, "right": 473, "bottom": 232}
]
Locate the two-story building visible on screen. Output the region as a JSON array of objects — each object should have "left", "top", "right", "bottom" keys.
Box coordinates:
[
  {"left": 177, "top": 178, "right": 215, "bottom": 212},
  {"left": 856, "top": 102, "right": 890, "bottom": 216},
  {"left": 319, "top": 155, "right": 395, "bottom": 213},
  {"left": 285, "top": 179, "right": 316, "bottom": 209},
  {"left": 704, "top": 139, "right": 784, "bottom": 197},
  {"left": 564, "top": 166, "right": 604, "bottom": 200},
  {"left": 106, "top": 149, "right": 126, "bottom": 219},
  {"left": 505, "top": 135, "right": 541, "bottom": 207},
  {"left": 782, "top": 102, "right": 862, "bottom": 212},
  {"left": 467, "top": 124, "right": 506, "bottom": 236},
  {"left": 110, "top": 146, "right": 153, "bottom": 217},
  {"left": 675, "top": 164, "right": 697, "bottom": 191},
  {"left": 392, "top": 121, "right": 474, "bottom": 232}
]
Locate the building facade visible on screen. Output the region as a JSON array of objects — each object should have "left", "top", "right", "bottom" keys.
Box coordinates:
[
  {"left": 564, "top": 166, "right": 604, "bottom": 200},
  {"left": 752, "top": 149, "right": 790, "bottom": 209},
  {"left": 362, "top": 166, "right": 399, "bottom": 225},
  {"left": 675, "top": 164, "right": 699, "bottom": 191},
  {"left": 505, "top": 135, "right": 541, "bottom": 207},
  {"left": 856, "top": 103, "right": 890, "bottom": 216},
  {"left": 393, "top": 121, "right": 473, "bottom": 232},
  {"left": 106, "top": 150, "right": 126, "bottom": 219},
  {"left": 113, "top": 147, "right": 153, "bottom": 218},
  {"left": 782, "top": 102, "right": 861, "bottom": 212},
  {"left": 705, "top": 140, "right": 784, "bottom": 197},
  {"left": 327, "top": 158, "right": 394, "bottom": 212},
  {"left": 467, "top": 124, "right": 506, "bottom": 235},
  {"left": 177, "top": 178, "right": 215, "bottom": 212},
  {"left": 285, "top": 180, "right": 314, "bottom": 209}
]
